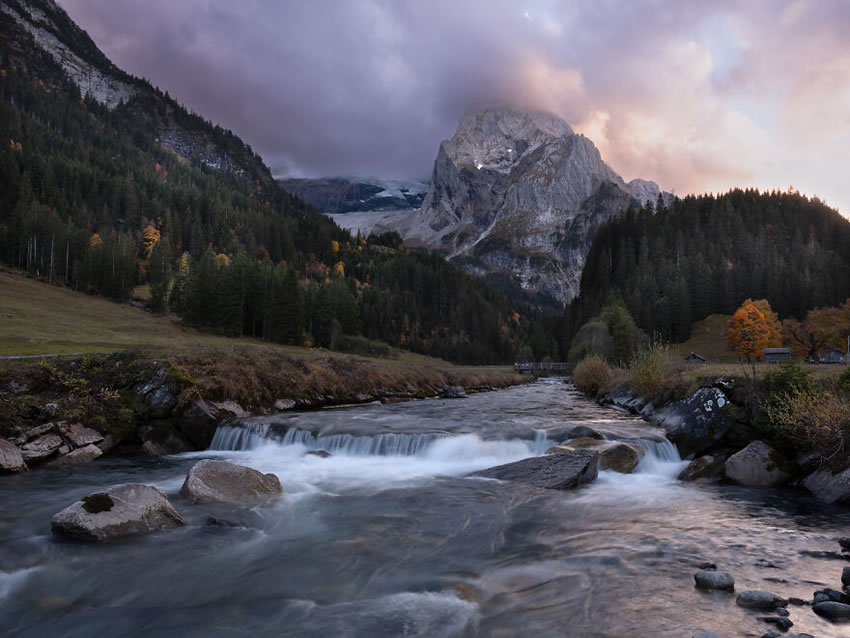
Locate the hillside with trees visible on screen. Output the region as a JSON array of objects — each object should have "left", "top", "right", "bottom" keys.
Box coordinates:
[
  {"left": 0, "top": 1, "right": 536, "bottom": 364},
  {"left": 563, "top": 189, "right": 850, "bottom": 359}
]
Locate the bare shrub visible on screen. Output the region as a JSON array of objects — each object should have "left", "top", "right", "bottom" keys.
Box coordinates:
[
  {"left": 767, "top": 388, "right": 850, "bottom": 463},
  {"left": 573, "top": 355, "right": 613, "bottom": 398}
]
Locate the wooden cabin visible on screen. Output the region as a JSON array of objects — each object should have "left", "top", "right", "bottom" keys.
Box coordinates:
[
  {"left": 764, "top": 347, "right": 791, "bottom": 363},
  {"left": 685, "top": 352, "right": 706, "bottom": 364}
]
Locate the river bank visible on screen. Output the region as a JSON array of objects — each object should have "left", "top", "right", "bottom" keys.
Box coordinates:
[{"left": 0, "top": 349, "right": 526, "bottom": 472}]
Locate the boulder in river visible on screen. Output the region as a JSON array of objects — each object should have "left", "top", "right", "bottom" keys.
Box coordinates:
[
  {"left": 0, "top": 438, "right": 27, "bottom": 472},
  {"left": 724, "top": 441, "right": 790, "bottom": 487},
  {"left": 550, "top": 440, "right": 643, "bottom": 473},
  {"left": 599, "top": 442, "right": 644, "bottom": 473},
  {"left": 843, "top": 566, "right": 850, "bottom": 586},
  {"left": 51, "top": 483, "right": 185, "bottom": 541},
  {"left": 694, "top": 569, "right": 735, "bottom": 591},
  {"left": 813, "top": 600, "right": 850, "bottom": 621},
  {"left": 19, "top": 432, "right": 63, "bottom": 464},
  {"left": 471, "top": 449, "right": 599, "bottom": 490},
  {"left": 442, "top": 385, "right": 467, "bottom": 399},
  {"left": 180, "top": 459, "right": 283, "bottom": 505},
  {"left": 48, "top": 444, "right": 103, "bottom": 466},
  {"left": 566, "top": 425, "right": 604, "bottom": 440},
  {"left": 650, "top": 386, "right": 733, "bottom": 458},
  {"left": 56, "top": 422, "right": 103, "bottom": 447},
  {"left": 679, "top": 455, "right": 725, "bottom": 481},
  {"left": 736, "top": 590, "right": 788, "bottom": 609},
  {"left": 802, "top": 466, "right": 850, "bottom": 505}
]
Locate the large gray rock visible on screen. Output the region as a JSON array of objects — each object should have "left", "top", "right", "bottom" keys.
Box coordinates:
[
  {"left": 19, "top": 433, "right": 63, "bottom": 463},
  {"left": 472, "top": 449, "right": 599, "bottom": 490},
  {"left": 180, "top": 459, "right": 283, "bottom": 505},
  {"left": 736, "top": 590, "right": 788, "bottom": 609},
  {"left": 651, "top": 387, "right": 733, "bottom": 459},
  {"left": 725, "top": 441, "right": 790, "bottom": 487},
  {"left": 48, "top": 444, "right": 102, "bottom": 466},
  {"left": 0, "top": 438, "right": 27, "bottom": 472},
  {"left": 803, "top": 466, "right": 850, "bottom": 504},
  {"left": 694, "top": 570, "right": 735, "bottom": 591},
  {"left": 813, "top": 600, "right": 850, "bottom": 621},
  {"left": 56, "top": 422, "right": 103, "bottom": 447},
  {"left": 51, "top": 484, "right": 184, "bottom": 541},
  {"left": 679, "top": 455, "right": 725, "bottom": 481}
]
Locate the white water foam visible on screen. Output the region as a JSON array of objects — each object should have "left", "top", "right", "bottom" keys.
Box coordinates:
[
  {"left": 198, "top": 431, "right": 539, "bottom": 492},
  {"left": 0, "top": 567, "right": 40, "bottom": 599},
  {"left": 202, "top": 423, "right": 684, "bottom": 495}
]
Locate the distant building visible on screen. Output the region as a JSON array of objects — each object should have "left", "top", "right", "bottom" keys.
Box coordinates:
[
  {"left": 812, "top": 347, "right": 845, "bottom": 364},
  {"left": 764, "top": 347, "right": 791, "bottom": 363},
  {"left": 685, "top": 352, "right": 706, "bottom": 364}
]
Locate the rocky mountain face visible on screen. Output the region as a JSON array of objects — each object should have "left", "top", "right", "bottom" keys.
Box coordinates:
[
  {"left": 2, "top": 0, "right": 270, "bottom": 184},
  {"left": 279, "top": 177, "right": 427, "bottom": 214},
  {"left": 404, "top": 107, "right": 667, "bottom": 304}
]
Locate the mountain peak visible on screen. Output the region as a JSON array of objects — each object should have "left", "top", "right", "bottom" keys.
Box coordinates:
[{"left": 445, "top": 106, "right": 574, "bottom": 174}]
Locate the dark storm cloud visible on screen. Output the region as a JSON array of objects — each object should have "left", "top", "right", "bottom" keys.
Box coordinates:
[{"left": 58, "top": 1, "right": 850, "bottom": 213}]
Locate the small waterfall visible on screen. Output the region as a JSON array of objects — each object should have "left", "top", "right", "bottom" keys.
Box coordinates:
[
  {"left": 210, "top": 422, "right": 272, "bottom": 450},
  {"left": 529, "top": 429, "right": 554, "bottom": 455},
  {"left": 211, "top": 423, "right": 449, "bottom": 456},
  {"left": 631, "top": 438, "right": 686, "bottom": 477}
]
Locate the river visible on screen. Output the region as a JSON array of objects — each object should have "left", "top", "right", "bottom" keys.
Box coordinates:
[{"left": 1, "top": 381, "right": 849, "bottom": 637}]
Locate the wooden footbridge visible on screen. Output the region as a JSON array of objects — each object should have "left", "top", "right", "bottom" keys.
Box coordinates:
[{"left": 514, "top": 362, "right": 569, "bottom": 374}]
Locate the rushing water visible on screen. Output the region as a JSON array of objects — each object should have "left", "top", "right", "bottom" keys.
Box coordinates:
[{"left": 2, "top": 381, "right": 850, "bottom": 637}]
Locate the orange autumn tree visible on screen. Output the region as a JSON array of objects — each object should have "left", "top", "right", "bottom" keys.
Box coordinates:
[
  {"left": 727, "top": 302, "right": 770, "bottom": 361},
  {"left": 741, "top": 298, "right": 782, "bottom": 347}
]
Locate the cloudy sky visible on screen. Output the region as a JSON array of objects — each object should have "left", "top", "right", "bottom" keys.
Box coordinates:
[{"left": 59, "top": 0, "right": 850, "bottom": 214}]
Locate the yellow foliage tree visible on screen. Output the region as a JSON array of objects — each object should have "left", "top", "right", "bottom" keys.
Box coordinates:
[
  {"left": 140, "top": 224, "right": 161, "bottom": 258},
  {"left": 89, "top": 232, "right": 102, "bottom": 248},
  {"left": 727, "top": 302, "right": 770, "bottom": 361},
  {"left": 741, "top": 298, "right": 782, "bottom": 347},
  {"left": 333, "top": 261, "right": 345, "bottom": 277},
  {"left": 214, "top": 253, "right": 231, "bottom": 268},
  {"left": 331, "top": 240, "right": 340, "bottom": 254}
]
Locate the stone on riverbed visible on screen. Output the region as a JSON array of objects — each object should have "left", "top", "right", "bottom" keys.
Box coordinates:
[
  {"left": 736, "top": 590, "right": 788, "bottom": 609},
  {"left": 51, "top": 484, "right": 185, "bottom": 541},
  {"left": 0, "top": 438, "right": 27, "bottom": 472},
  {"left": 679, "top": 455, "right": 725, "bottom": 481},
  {"left": 813, "top": 600, "right": 850, "bottom": 621},
  {"left": 802, "top": 466, "right": 850, "bottom": 505},
  {"left": 56, "top": 422, "right": 103, "bottom": 447},
  {"left": 599, "top": 442, "right": 644, "bottom": 473},
  {"left": 724, "top": 441, "right": 790, "bottom": 487},
  {"left": 180, "top": 459, "right": 283, "bottom": 505},
  {"left": 472, "top": 449, "right": 599, "bottom": 490},
  {"left": 566, "top": 425, "right": 604, "bottom": 440},
  {"left": 694, "top": 569, "right": 734, "bottom": 591},
  {"left": 442, "top": 385, "right": 467, "bottom": 399},
  {"left": 19, "top": 433, "right": 63, "bottom": 464},
  {"left": 48, "top": 444, "right": 102, "bottom": 466},
  {"left": 548, "top": 440, "right": 643, "bottom": 473}
]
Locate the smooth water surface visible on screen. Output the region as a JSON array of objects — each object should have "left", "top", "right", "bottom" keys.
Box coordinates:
[{"left": 2, "top": 382, "right": 849, "bottom": 637}]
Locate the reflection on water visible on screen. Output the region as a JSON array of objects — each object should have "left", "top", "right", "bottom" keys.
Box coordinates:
[{"left": 1, "top": 381, "right": 849, "bottom": 637}]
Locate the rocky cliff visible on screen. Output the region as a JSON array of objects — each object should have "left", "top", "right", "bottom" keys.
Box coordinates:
[
  {"left": 2, "top": 0, "right": 270, "bottom": 185},
  {"left": 405, "top": 107, "right": 667, "bottom": 304}
]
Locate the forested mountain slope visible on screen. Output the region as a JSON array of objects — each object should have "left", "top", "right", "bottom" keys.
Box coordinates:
[
  {"left": 0, "top": 0, "right": 533, "bottom": 364},
  {"left": 564, "top": 189, "right": 850, "bottom": 346}
]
